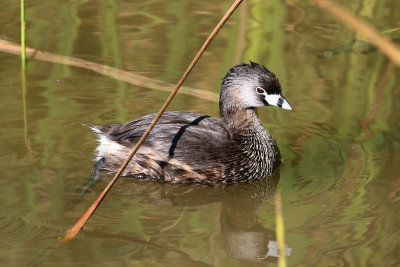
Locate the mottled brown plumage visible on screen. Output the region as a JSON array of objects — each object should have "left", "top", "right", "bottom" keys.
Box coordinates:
[{"left": 89, "top": 62, "right": 291, "bottom": 184}]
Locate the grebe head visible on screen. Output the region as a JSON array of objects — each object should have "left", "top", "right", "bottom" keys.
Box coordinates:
[{"left": 220, "top": 62, "right": 291, "bottom": 117}]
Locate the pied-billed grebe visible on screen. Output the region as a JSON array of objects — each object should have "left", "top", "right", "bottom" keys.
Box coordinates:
[{"left": 89, "top": 62, "right": 291, "bottom": 184}]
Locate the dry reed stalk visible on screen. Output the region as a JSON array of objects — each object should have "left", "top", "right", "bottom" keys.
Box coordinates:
[{"left": 61, "top": 0, "right": 244, "bottom": 242}]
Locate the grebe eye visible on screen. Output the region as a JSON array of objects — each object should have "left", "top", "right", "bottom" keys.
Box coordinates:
[{"left": 256, "top": 87, "right": 265, "bottom": 94}]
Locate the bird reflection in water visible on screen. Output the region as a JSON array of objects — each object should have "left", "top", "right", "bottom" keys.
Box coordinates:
[{"left": 77, "top": 169, "right": 292, "bottom": 263}]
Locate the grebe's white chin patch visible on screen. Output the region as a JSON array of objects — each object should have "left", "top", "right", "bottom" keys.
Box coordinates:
[{"left": 264, "top": 94, "right": 292, "bottom": 110}]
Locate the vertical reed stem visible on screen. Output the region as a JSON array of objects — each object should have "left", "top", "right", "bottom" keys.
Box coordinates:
[
  {"left": 275, "top": 190, "right": 287, "bottom": 267},
  {"left": 21, "top": 66, "right": 31, "bottom": 151},
  {"left": 20, "top": 0, "right": 30, "bottom": 151},
  {"left": 20, "top": 0, "right": 26, "bottom": 69}
]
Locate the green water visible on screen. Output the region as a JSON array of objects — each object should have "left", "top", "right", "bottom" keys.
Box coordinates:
[{"left": 1, "top": 0, "right": 399, "bottom": 266}]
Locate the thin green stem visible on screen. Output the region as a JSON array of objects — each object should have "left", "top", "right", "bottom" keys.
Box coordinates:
[
  {"left": 21, "top": 0, "right": 26, "bottom": 69},
  {"left": 20, "top": 0, "right": 30, "bottom": 151},
  {"left": 21, "top": 66, "right": 31, "bottom": 152}
]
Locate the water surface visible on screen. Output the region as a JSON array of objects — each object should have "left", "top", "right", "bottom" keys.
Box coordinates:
[{"left": 1, "top": 0, "right": 400, "bottom": 266}]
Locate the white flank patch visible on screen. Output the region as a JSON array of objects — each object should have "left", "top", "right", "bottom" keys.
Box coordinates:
[{"left": 95, "top": 135, "right": 127, "bottom": 161}]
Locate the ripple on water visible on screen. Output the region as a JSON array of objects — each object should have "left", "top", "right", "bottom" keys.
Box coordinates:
[{"left": 0, "top": 213, "right": 54, "bottom": 244}]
